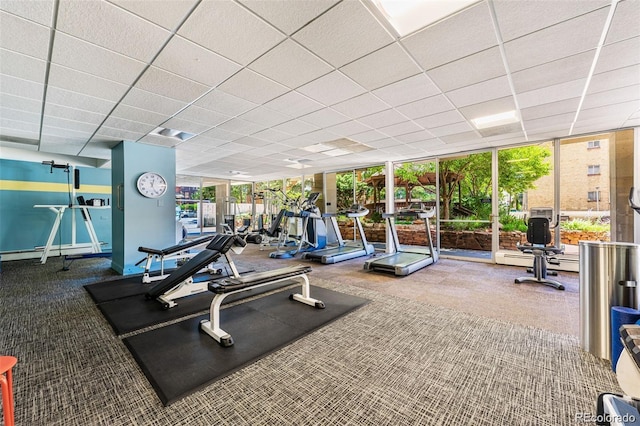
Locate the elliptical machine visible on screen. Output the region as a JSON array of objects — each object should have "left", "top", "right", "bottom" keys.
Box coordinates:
[{"left": 269, "top": 192, "right": 327, "bottom": 259}]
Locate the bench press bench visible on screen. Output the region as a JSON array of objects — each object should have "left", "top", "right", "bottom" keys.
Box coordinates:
[
  {"left": 145, "top": 235, "right": 237, "bottom": 309},
  {"left": 199, "top": 236, "right": 325, "bottom": 347},
  {"left": 136, "top": 235, "right": 216, "bottom": 283}
]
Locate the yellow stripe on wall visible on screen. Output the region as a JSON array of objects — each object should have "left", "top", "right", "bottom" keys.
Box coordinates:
[{"left": 0, "top": 180, "right": 111, "bottom": 194}]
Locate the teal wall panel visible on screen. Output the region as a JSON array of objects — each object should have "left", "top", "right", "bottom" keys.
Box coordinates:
[
  {"left": 0, "top": 159, "right": 112, "bottom": 252},
  {"left": 111, "top": 141, "right": 176, "bottom": 275}
]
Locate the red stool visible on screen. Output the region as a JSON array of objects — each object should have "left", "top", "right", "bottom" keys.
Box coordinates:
[{"left": 0, "top": 356, "right": 17, "bottom": 426}]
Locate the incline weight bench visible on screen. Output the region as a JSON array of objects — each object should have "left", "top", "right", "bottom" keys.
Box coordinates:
[
  {"left": 145, "top": 235, "right": 236, "bottom": 309},
  {"left": 199, "top": 235, "right": 325, "bottom": 347},
  {"left": 136, "top": 235, "right": 216, "bottom": 283}
]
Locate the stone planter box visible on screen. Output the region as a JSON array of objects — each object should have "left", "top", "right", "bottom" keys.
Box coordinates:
[{"left": 338, "top": 221, "right": 610, "bottom": 251}]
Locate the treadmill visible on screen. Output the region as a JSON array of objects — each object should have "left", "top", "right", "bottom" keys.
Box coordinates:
[
  {"left": 302, "top": 205, "right": 374, "bottom": 264},
  {"left": 363, "top": 206, "right": 438, "bottom": 276}
]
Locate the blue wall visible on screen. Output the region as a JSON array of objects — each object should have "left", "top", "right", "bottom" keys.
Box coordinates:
[
  {"left": 111, "top": 141, "right": 176, "bottom": 275},
  {"left": 0, "top": 158, "right": 112, "bottom": 252}
]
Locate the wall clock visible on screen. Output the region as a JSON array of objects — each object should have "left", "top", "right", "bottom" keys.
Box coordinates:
[{"left": 136, "top": 172, "right": 168, "bottom": 198}]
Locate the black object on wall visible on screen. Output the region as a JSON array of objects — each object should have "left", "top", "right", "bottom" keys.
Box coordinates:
[{"left": 74, "top": 168, "right": 80, "bottom": 189}]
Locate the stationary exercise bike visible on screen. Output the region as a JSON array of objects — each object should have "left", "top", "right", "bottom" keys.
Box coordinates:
[{"left": 515, "top": 207, "right": 565, "bottom": 290}]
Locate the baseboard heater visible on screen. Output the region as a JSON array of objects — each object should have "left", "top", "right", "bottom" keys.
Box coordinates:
[{"left": 495, "top": 251, "right": 579, "bottom": 273}]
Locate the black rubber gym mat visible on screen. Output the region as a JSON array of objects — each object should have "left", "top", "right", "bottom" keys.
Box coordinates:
[
  {"left": 84, "top": 266, "right": 252, "bottom": 303},
  {"left": 96, "top": 278, "right": 294, "bottom": 335},
  {"left": 123, "top": 286, "right": 368, "bottom": 406}
]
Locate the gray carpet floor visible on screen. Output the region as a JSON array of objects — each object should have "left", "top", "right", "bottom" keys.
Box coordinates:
[{"left": 0, "top": 248, "right": 621, "bottom": 425}]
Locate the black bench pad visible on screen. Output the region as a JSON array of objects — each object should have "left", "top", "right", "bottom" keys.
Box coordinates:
[
  {"left": 209, "top": 265, "right": 312, "bottom": 294},
  {"left": 138, "top": 235, "right": 214, "bottom": 256}
]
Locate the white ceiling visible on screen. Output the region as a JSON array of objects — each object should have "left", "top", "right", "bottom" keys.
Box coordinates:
[{"left": 0, "top": 0, "right": 639, "bottom": 181}]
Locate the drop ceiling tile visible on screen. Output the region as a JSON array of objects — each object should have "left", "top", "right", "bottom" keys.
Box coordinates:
[
  {"left": 493, "top": 0, "right": 608, "bottom": 42},
  {"left": 594, "top": 37, "right": 640, "bottom": 74},
  {"left": 413, "top": 110, "right": 465, "bottom": 129},
  {"left": 296, "top": 129, "right": 339, "bottom": 143},
  {"left": 0, "top": 0, "right": 55, "bottom": 26},
  {"left": 137, "top": 133, "right": 180, "bottom": 147},
  {"left": 239, "top": 0, "right": 338, "bottom": 35},
  {"left": 109, "top": 0, "right": 198, "bottom": 31},
  {"left": 378, "top": 121, "right": 422, "bottom": 137},
  {"left": 162, "top": 117, "right": 211, "bottom": 134},
  {"left": 299, "top": 108, "right": 349, "bottom": 128},
  {"left": 39, "top": 136, "right": 86, "bottom": 154},
  {"left": 402, "top": 2, "right": 497, "bottom": 70},
  {"left": 0, "top": 116, "right": 40, "bottom": 133},
  {"left": 51, "top": 32, "right": 146, "bottom": 85},
  {"left": 340, "top": 43, "right": 421, "bottom": 91},
  {"left": 523, "top": 113, "right": 574, "bottom": 131},
  {"left": 0, "top": 48, "right": 46, "bottom": 83},
  {"left": 427, "top": 47, "right": 506, "bottom": 92},
  {"left": 217, "top": 141, "right": 254, "bottom": 153},
  {"left": 358, "top": 109, "right": 407, "bottom": 128},
  {"left": 0, "top": 107, "right": 40, "bottom": 124},
  {"left": 80, "top": 139, "right": 121, "bottom": 159},
  {"left": 588, "top": 65, "right": 640, "bottom": 94},
  {"left": 439, "top": 131, "right": 481, "bottom": 145},
  {"left": 249, "top": 39, "right": 333, "bottom": 89},
  {"left": 182, "top": 134, "right": 228, "bottom": 148},
  {"left": 135, "top": 66, "right": 210, "bottom": 103},
  {"left": 238, "top": 107, "right": 291, "bottom": 128},
  {"left": 121, "top": 87, "right": 186, "bottom": 116},
  {"left": 394, "top": 130, "right": 434, "bottom": 144},
  {"left": 41, "top": 123, "right": 91, "bottom": 139},
  {"left": 179, "top": 0, "right": 284, "bottom": 66},
  {"left": 331, "top": 93, "right": 389, "bottom": 119},
  {"left": 152, "top": 36, "right": 241, "bottom": 87},
  {"left": 57, "top": 0, "right": 170, "bottom": 62},
  {"left": 520, "top": 98, "right": 580, "bottom": 121},
  {"left": 233, "top": 136, "right": 271, "bottom": 147},
  {"left": 297, "top": 71, "right": 366, "bottom": 106},
  {"left": 45, "top": 102, "right": 106, "bottom": 125},
  {"left": 446, "top": 76, "right": 512, "bottom": 108},
  {"left": 273, "top": 119, "right": 319, "bottom": 135},
  {"left": 252, "top": 128, "right": 294, "bottom": 142},
  {"left": 504, "top": 8, "right": 609, "bottom": 72},
  {"left": 395, "top": 95, "right": 454, "bottom": 120},
  {"left": 604, "top": 0, "right": 640, "bottom": 45},
  {"left": 0, "top": 11, "right": 51, "bottom": 59},
  {"left": 292, "top": 0, "right": 393, "bottom": 68},
  {"left": 366, "top": 137, "right": 405, "bottom": 149},
  {"left": 428, "top": 121, "right": 474, "bottom": 137},
  {"left": 0, "top": 75, "right": 44, "bottom": 100},
  {"left": 46, "top": 86, "right": 115, "bottom": 114},
  {"left": 173, "top": 105, "right": 231, "bottom": 127},
  {"left": 264, "top": 91, "right": 324, "bottom": 118},
  {"left": 349, "top": 129, "right": 387, "bottom": 143},
  {"left": 324, "top": 120, "right": 372, "bottom": 137},
  {"left": 217, "top": 69, "right": 289, "bottom": 105},
  {"left": 582, "top": 85, "right": 640, "bottom": 110},
  {"left": 458, "top": 96, "right": 515, "bottom": 121},
  {"left": 47, "top": 64, "right": 129, "bottom": 102},
  {"left": 0, "top": 93, "right": 42, "bottom": 113},
  {"left": 101, "top": 116, "right": 157, "bottom": 134},
  {"left": 195, "top": 89, "right": 257, "bottom": 116},
  {"left": 511, "top": 50, "right": 594, "bottom": 94},
  {"left": 518, "top": 78, "right": 586, "bottom": 109},
  {"left": 201, "top": 126, "right": 245, "bottom": 142},
  {"left": 42, "top": 116, "right": 97, "bottom": 134},
  {"left": 372, "top": 74, "right": 441, "bottom": 107},
  {"left": 216, "top": 117, "right": 265, "bottom": 135}
]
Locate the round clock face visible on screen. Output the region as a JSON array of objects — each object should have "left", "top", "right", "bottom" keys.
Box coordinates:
[{"left": 136, "top": 172, "right": 168, "bottom": 198}]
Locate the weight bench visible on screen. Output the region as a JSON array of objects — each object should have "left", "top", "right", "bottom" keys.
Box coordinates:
[
  {"left": 145, "top": 235, "right": 237, "bottom": 309},
  {"left": 199, "top": 236, "right": 325, "bottom": 347},
  {"left": 136, "top": 235, "right": 216, "bottom": 284}
]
